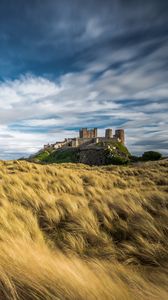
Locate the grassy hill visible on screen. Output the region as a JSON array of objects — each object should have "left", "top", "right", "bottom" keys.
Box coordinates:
[
  {"left": 30, "top": 141, "right": 131, "bottom": 165},
  {"left": 0, "top": 159, "right": 168, "bottom": 299},
  {"left": 33, "top": 148, "right": 78, "bottom": 163}
]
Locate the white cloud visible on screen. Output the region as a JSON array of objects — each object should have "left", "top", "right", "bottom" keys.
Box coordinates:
[{"left": 0, "top": 43, "right": 167, "bottom": 159}]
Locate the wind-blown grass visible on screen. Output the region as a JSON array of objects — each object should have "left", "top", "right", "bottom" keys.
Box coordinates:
[{"left": 0, "top": 159, "right": 167, "bottom": 299}]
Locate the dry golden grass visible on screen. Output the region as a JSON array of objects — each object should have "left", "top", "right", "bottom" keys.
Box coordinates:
[{"left": 0, "top": 159, "right": 167, "bottom": 299}]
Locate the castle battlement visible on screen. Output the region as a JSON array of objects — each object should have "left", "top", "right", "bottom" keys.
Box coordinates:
[
  {"left": 79, "top": 128, "right": 125, "bottom": 144},
  {"left": 43, "top": 127, "right": 125, "bottom": 150}
]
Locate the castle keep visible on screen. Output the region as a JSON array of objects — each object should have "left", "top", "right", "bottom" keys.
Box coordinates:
[
  {"left": 44, "top": 127, "right": 125, "bottom": 150},
  {"left": 79, "top": 128, "right": 97, "bottom": 139}
]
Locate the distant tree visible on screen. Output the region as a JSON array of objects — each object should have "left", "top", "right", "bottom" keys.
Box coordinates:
[{"left": 142, "top": 151, "right": 162, "bottom": 161}]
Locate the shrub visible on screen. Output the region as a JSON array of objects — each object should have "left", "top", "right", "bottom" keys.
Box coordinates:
[
  {"left": 109, "top": 155, "right": 129, "bottom": 165},
  {"left": 105, "top": 148, "right": 129, "bottom": 165},
  {"left": 115, "top": 142, "right": 131, "bottom": 157},
  {"left": 130, "top": 155, "right": 141, "bottom": 162},
  {"left": 142, "top": 151, "right": 162, "bottom": 161}
]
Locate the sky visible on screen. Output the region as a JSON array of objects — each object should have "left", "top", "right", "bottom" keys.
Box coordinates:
[{"left": 0, "top": 0, "right": 167, "bottom": 159}]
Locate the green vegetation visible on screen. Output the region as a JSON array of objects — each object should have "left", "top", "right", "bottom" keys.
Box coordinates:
[
  {"left": 34, "top": 150, "right": 50, "bottom": 161},
  {"left": 130, "top": 151, "right": 163, "bottom": 163},
  {"left": 44, "top": 149, "right": 78, "bottom": 163},
  {"left": 96, "top": 141, "right": 130, "bottom": 156},
  {"left": 31, "top": 141, "right": 130, "bottom": 165},
  {"left": 104, "top": 143, "right": 130, "bottom": 165},
  {"left": 114, "top": 141, "right": 131, "bottom": 156},
  {"left": 32, "top": 149, "right": 78, "bottom": 164},
  {"left": 130, "top": 155, "right": 140, "bottom": 162},
  {"left": 30, "top": 143, "right": 163, "bottom": 166},
  {"left": 105, "top": 153, "right": 129, "bottom": 165},
  {"left": 142, "top": 151, "right": 162, "bottom": 161}
]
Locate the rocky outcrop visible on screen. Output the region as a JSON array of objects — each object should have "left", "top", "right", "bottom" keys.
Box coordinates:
[{"left": 79, "top": 148, "right": 106, "bottom": 165}]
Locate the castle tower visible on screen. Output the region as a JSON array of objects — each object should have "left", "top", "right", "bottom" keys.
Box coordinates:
[
  {"left": 72, "top": 138, "right": 79, "bottom": 147},
  {"left": 105, "top": 128, "right": 112, "bottom": 139},
  {"left": 115, "top": 129, "right": 125, "bottom": 144},
  {"left": 93, "top": 128, "right": 98, "bottom": 138},
  {"left": 88, "top": 129, "right": 93, "bottom": 138},
  {"left": 79, "top": 128, "right": 88, "bottom": 138},
  {"left": 79, "top": 128, "right": 98, "bottom": 139}
]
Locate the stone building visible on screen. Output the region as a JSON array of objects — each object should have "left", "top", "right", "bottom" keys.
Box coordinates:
[
  {"left": 43, "top": 127, "right": 125, "bottom": 151},
  {"left": 79, "top": 128, "right": 125, "bottom": 144},
  {"left": 79, "top": 128, "right": 97, "bottom": 139}
]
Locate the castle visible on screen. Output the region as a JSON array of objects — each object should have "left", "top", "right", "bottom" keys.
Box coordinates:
[{"left": 44, "top": 128, "right": 125, "bottom": 150}]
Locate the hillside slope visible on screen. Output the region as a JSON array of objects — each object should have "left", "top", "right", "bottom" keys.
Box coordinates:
[
  {"left": 0, "top": 159, "right": 167, "bottom": 299},
  {"left": 30, "top": 141, "right": 130, "bottom": 165}
]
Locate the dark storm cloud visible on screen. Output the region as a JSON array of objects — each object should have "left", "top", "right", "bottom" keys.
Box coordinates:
[{"left": 0, "top": 0, "right": 167, "bottom": 78}]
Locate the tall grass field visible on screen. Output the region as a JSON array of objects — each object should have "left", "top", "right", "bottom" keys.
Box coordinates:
[{"left": 0, "top": 159, "right": 167, "bottom": 299}]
